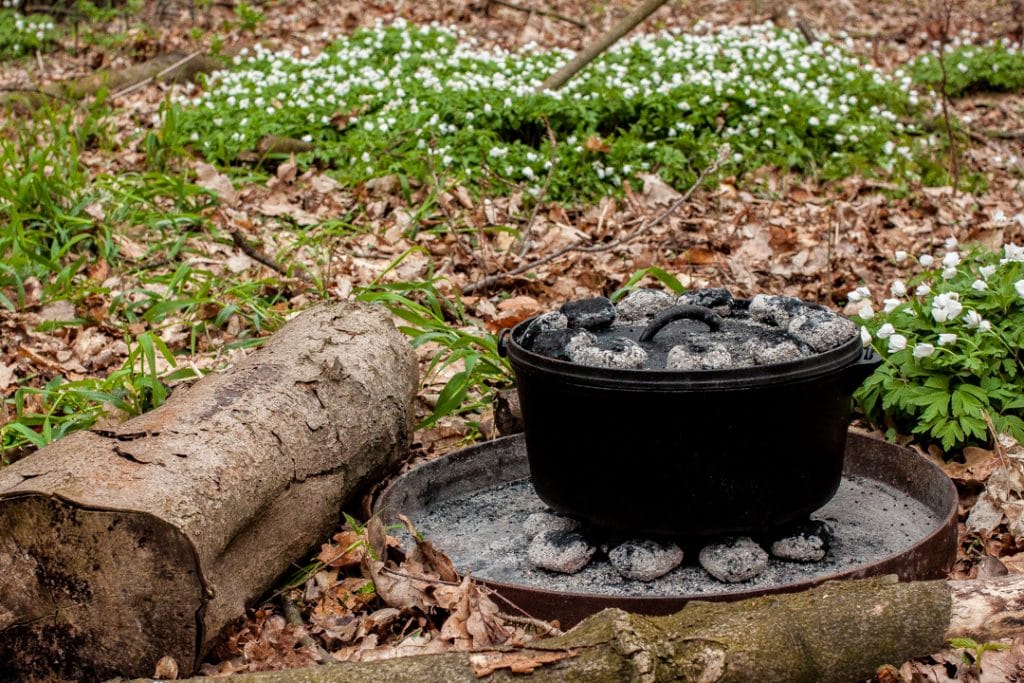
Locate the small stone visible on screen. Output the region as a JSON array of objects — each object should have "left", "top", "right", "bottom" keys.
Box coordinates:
[
  {"left": 527, "top": 530, "right": 596, "bottom": 574},
  {"left": 666, "top": 342, "right": 733, "bottom": 370},
  {"left": 788, "top": 312, "right": 858, "bottom": 353},
  {"left": 770, "top": 520, "right": 833, "bottom": 562},
  {"left": 678, "top": 288, "right": 734, "bottom": 313},
  {"left": 608, "top": 539, "right": 684, "bottom": 581},
  {"left": 698, "top": 537, "right": 769, "bottom": 583},
  {"left": 523, "top": 511, "right": 581, "bottom": 538},
  {"left": 521, "top": 312, "right": 568, "bottom": 348},
  {"left": 748, "top": 294, "right": 806, "bottom": 329},
  {"left": 529, "top": 328, "right": 578, "bottom": 360},
  {"left": 567, "top": 336, "right": 647, "bottom": 369},
  {"left": 614, "top": 289, "right": 675, "bottom": 325},
  {"left": 560, "top": 297, "right": 616, "bottom": 330}
]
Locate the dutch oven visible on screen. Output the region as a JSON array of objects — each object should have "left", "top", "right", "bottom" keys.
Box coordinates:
[{"left": 498, "top": 300, "right": 882, "bottom": 539}]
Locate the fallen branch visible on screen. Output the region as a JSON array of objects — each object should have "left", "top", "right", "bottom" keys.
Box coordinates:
[
  {"left": 110, "top": 50, "right": 206, "bottom": 99},
  {"left": 0, "top": 302, "right": 417, "bottom": 681},
  {"left": 461, "top": 149, "right": 724, "bottom": 295},
  {"left": 539, "top": 0, "right": 674, "bottom": 91},
  {"left": 229, "top": 228, "right": 312, "bottom": 282},
  {"left": 486, "top": 0, "right": 587, "bottom": 28},
  {"left": 158, "top": 575, "right": 1024, "bottom": 683}
]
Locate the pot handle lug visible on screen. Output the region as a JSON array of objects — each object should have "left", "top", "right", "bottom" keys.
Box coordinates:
[
  {"left": 497, "top": 328, "right": 512, "bottom": 357},
  {"left": 639, "top": 305, "right": 723, "bottom": 343},
  {"left": 842, "top": 347, "right": 883, "bottom": 391}
]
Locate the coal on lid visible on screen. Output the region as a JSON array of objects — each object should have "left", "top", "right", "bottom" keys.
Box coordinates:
[{"left": 519, "top": 288, "right": 859, "bottom": 371}]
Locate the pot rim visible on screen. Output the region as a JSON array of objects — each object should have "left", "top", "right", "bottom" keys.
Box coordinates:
[{"left": 503, "top": 303, "right": 871, "bottom": 390}]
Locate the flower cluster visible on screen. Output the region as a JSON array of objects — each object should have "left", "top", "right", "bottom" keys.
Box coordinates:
[
  {"left": 855, "top": 234, "right": 1024, "bottom": 452},
  {"left": 910, "top": 37, "right": 1024, "bottom": 98},
  {"left": 173, "top": 20, "right": 924, "bottom": 200},
  {"left": 0, "top": 9, "right": 56, "bottom": 57}
]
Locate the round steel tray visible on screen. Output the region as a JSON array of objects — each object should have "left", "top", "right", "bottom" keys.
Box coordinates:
[{"left": 374, "top": 432, "right": 957, "bottom": 627}]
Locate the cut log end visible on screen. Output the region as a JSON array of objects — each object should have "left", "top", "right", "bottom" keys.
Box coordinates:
[{"left": 0, "top": 495, "right": 202, "bottom": 680}]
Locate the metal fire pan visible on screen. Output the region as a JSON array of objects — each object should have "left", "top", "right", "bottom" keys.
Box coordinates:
[{"left": 374, "top": 431, "right": 957, "bottom": 628}]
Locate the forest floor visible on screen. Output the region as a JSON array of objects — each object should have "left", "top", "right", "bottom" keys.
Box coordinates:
[{"left": 1, "top": 0, "right": 1024, "bottom": 679}]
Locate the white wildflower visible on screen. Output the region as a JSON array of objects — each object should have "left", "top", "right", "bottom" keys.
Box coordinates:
[
  {"left": 1015, "top": 280, "right": 1024, "bottom": 298},
  {"left": 963, "top": 310, "right": 983, "bottom": 329},
  {"left": 938, "top": 333, "right": 957, "bottom": 346},
  {"left": 857, "top": 302, "right": 875, "bottom": 320},
  {"left": 884, "top": 298, "right": 902, "bottom": 313},
  {"left": 942, "top": 251, "right": 961, "bottom": 268},
  {"left": 971, "top": 279, "right": 988, "bottom": 291},
  {"left": 890, "top": 280, "right": 907, "bottom": 297},
  {"left": 860, "top": 326, "right": 872, "bottom": 346},
  {"left": 894, "top": 250, "right": 908, "bottom": 263},
  {"left": 887, "top": 334, "right": 908, "bottom": 353},
  {"left": 916, "top": 283, "right": 932, "bottom": 296},
  {"left": 912, "top": 343, "right": 935, "bottom": 358},
  {"left": 979, "top": 265, "right": 997, "bottom": 279},
  {"left": 931, "top": 292, "right": 963, "bottom": 323},
  {"left": 942, "top": 268, "right": 957, "bottom": 280},
  {"left": 919, "top": 254, "right": 935, "bottom": 267},
  {"left": 876, "top": 323, "right": 895, "bottom": 339}
]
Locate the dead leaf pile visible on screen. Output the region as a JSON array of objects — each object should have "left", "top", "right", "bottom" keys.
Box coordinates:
[{"left": 201, "top": 516, "right": 557, "bottom": 675}]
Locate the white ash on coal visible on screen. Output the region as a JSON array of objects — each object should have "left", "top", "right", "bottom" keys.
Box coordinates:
[
  {"left": 698, "top": 537, "right": 770, "bottom": 583},
  {"left": 527, "top": 529, "right": 596, "bottom": 574},
  {"left": 519, "top": 288, "right": 858, "bottom": 371},
  {"left": 560, "top": 296, "right": 616, "bottom": 330},
  {"left": 523, "top": 511, "right": 582, "bottom": 538},
  {"left": 565, "top": 333, "right": 648, "bottom": 369},
  {"left": 608, "top": 539, "right": 684, "bottom": 582},
  {"left": 614, "top": 288, "right": 676, "bottom": 325},
  {"left": 769, "top": 520, "right": 834, "bottom": 563}
]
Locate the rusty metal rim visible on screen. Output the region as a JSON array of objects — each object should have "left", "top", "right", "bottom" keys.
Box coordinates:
[{"left": 374, "top": 431, "right": 958, "bottom": 628}]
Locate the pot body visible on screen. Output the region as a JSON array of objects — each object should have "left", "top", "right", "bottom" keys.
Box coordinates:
[{"left": 504, "top": 318, "right": 880, "bottom": 538}]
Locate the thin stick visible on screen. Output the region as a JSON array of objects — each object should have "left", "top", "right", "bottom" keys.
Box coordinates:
[
  {"left": 935, "top": 0, "right": 960, "bottom": 197},
  {"left": 498, "top": 612, "right": 563, "bottom": 637},
  {"left": 379, "top": 566, "right": 462, "bottom": 586},
  {"left": 229, "top": 228, "right": 311, "bottom": 282},
  {"left": 461, "top": 150, "right": 725, "bottom": 295},
  {"left": 110, "top": 50, "right": 204, "bottom": 99},
  {"left": 539, "top": 0, "right": 673, "bottom": 91},
  {"left": 487, "top": 0, "right": 587, "bottom": 28},
  {"left": 515, "top": 117, "right": 558, "bottom": 259}
]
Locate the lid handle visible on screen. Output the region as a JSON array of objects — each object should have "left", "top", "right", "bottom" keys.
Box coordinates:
[{"left": 639, "top": 305, "right": 723, "bottom": 343}]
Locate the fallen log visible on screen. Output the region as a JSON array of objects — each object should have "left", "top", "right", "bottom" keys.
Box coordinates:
[
  {"left": 0, "top": 302, "right": 418, "bottom": 681},
  {"left": 166, "top": 575, "right": 1024, "bottom": 683}
]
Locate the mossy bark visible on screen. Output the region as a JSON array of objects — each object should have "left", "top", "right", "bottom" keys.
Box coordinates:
[{"left": 166, "top": 576, "right": 955, "bottom": 683}]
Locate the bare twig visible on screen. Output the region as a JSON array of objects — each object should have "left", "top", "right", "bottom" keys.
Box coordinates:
[
  {"left": 539, "top": 0, "right": 673, "bottom": 91},
  {"left": 229, "top": 228, "right": 311, "bottom": 282},
  {"left": 110, "top": 50, "right": 204, "bottom": 99},
  {"left": 795, "top": 19, "right": 818, "bottom": 44},
  {"left": 462, "top": 149, "right": 726, "bottom": 295},
  {"left": 935, "top": 0, "right": 960, "bottom": 197},
  {"left": 379, "top": 566, "right": 462, "bottom": 586},
  {"left": 498, "top": 613, "right": 564, "bottom": 637},
  {"left": 278, "top": 595, "right": 332, "bottom": 664},
  {"left": 486, "top": 0, "right": 587, "bottom": 28},
  {"left": 516, "top": 117, "right": 558, "bottom": 259}
]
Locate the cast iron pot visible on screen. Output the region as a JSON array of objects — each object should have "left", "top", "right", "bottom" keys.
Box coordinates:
[{"left": 498, "top": 303, "right": 882, "bottom": 539}]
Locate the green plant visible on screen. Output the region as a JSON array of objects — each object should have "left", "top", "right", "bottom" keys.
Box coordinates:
[
  {"left": 172, "top": 21, "right": 931, "bottom": 201},
  {"left": 948, "top": 637, "right": 1010, "bottom": 673},
  {"left": 854, "top": 240, "right": 1024, "bottom": 452},
  {"left": 354, "top": 254, "right": 512, "bottom": 429},
  {"left": 911, "top": 40, "right": 1024, "bottom": 98},
  {"left": 234, "top": 1, "right": 264, "bottom": 31},
  {"left": 0, "top": 9, "right": 56, "bottom": 58},
  {"left": 1, "top": 330, "right": 200, "bottom": 460}
]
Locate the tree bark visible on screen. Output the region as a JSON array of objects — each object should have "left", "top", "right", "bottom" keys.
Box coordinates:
[
  {"left": 0, "top": 302, "right": 418, "bottom": 682},
  {"left": 162, "top": 575, "right": 1024, "bottom": 683}
]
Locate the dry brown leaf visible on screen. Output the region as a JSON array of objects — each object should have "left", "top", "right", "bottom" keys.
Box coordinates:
[
  {"left": 584, "top": 136, "right": 610, "bottom": 153},
  {"left": 258, "top": 195, "right": 320, "bottom": 226},
  {"left": 469, "top": 649, "right": 578, "bottom": 678},
  {"left": 944, "top": 447, "right": 1000, "bottom": 486},
  {"left": 317, "top": 530, "right": 364, "bottom": 569},
  {"left": 0, "top": 363, "right": 15, "bottom": 391},
  {"left": 399, "top": 514, "right": 460, "bottom": 583},
  {"left": 194, "top": 162, "right": 238, "bottom": 206}
]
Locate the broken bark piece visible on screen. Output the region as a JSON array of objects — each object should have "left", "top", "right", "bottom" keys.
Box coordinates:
[{"left": 0, "top": 302, "right": 417, "bottom": 681}]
